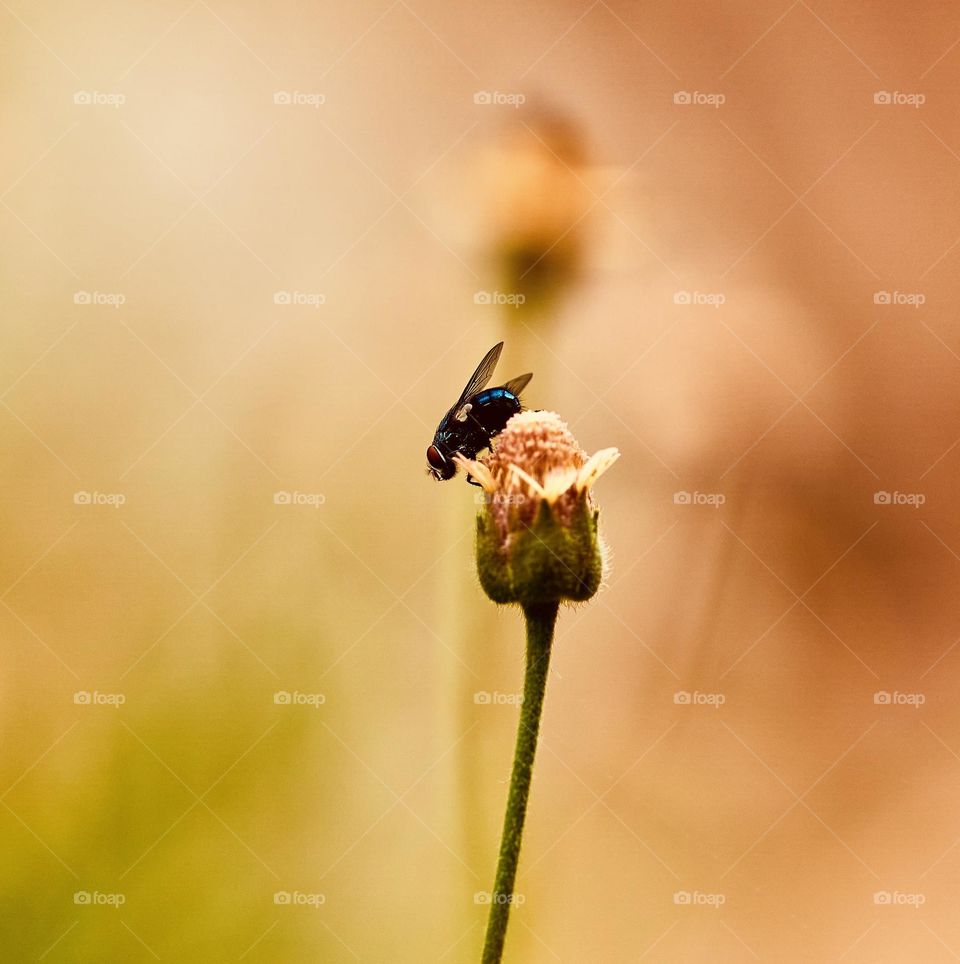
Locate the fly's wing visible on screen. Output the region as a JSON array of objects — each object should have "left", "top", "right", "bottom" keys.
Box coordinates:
[
  {"left": 502, "top": 373, "right": 532, "bottom": 396},
  {"left": 450, "top": 342, "right": 503, "bottom": 417}
]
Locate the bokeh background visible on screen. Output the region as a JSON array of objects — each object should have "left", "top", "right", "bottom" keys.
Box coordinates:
[{"left": 3, "top": 1, "right": 960, "bottom": 960}]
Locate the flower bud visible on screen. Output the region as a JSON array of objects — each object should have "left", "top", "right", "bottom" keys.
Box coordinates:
[{"left": 457, "top": 411, "right": 618, "bottom": 607}]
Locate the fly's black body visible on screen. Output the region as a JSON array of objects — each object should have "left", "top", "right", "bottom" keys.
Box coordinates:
[{"left": 426, "top": 342, "right": 532, "bottom": 482}]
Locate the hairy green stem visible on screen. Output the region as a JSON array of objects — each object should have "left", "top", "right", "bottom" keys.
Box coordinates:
[{"left": 481, "top": 601, "right": 559, "bottom": 963}]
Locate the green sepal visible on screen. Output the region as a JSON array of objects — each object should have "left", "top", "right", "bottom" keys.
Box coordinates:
[{"left": 476, "top": 495, "right": 603, "bottom": 607}]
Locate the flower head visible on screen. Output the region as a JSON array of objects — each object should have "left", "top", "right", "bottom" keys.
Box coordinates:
[{"left": 457, "top": 411, "right": 619, "bottom": 607}]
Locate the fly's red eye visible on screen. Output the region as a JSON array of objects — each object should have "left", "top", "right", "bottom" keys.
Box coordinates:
[{"left": 426, "top": 445, "right": 445, "bottom": 470}]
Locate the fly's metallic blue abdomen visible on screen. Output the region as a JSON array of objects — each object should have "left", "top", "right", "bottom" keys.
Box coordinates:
[
  {"left": 470, "top": 388, "right": 522, "bottom": 436},
  {"left": 474, "top": 388, "right": 510, "bottom": 403}
]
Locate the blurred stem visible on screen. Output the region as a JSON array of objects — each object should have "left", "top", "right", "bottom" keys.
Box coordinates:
[
  {"left": 481, "top": 601, "right": 558, "bottom": 964},
  {"left": 444, "top": 499, "right": 491, "bottom": 874}
]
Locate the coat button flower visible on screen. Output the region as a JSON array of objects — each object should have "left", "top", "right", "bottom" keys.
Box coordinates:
[{"left": 456, "top": 410, "right": 619, "bottom": 608}]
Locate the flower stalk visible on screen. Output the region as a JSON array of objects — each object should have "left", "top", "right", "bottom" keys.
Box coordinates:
[
  {"left": 460, "top": 410, "right": 618, "bottom": 963},
  {"left": 481, "top": 601, "right": 557, "bottom": 964}
]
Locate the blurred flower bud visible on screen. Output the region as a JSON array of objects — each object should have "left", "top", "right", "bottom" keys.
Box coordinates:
[{"left": 478, "top": 114, "right": 591, "bottom": 314}]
